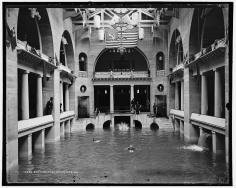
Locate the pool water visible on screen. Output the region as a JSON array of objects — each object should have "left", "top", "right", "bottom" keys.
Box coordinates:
[{"left": 8, "top": 126, "right": 229, "bottom": 184}]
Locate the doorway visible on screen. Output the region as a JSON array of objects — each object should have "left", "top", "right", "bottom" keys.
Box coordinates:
[
  {"left": 78, "top": 96, "right": 90, "bottom": 118},
  {"left": 155, "top": 95, "right": 167, "bottom": 117},
  {"left": 114, "top": 86, "right": 130, "bottom": 113}
]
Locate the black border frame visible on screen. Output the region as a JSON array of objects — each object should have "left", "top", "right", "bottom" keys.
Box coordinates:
[{"left": 2, "top": 2, "right": 233, "bottom": 186}]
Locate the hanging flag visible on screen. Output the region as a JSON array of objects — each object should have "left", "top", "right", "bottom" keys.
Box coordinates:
[{"left": 105, "top": 27, "right": 138, "bottom": 48}]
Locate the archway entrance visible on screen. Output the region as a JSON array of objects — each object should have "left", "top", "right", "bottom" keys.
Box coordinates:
[{"left": 114, "top": 85, "right": 130, "bottom": 113}]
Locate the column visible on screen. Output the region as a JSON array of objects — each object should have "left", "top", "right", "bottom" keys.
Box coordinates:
[
  {"left": 130, "top": 115, "right": 133, "bottom": 128},
  {"left": 70, "top": 118, "right": 74, "bottom": 131},
  {"left": 212, "top": 131, "right": 224, "bottom": 154},
  {"left": 214, "top": 69, "right": 222, "bottom": 117},
  {"left": 180, "top": 120, "right": 184, "bottom": 134},
  {"left": 65, "top": 120, "right": 71, "bottom": 133},
  {"left": 33, "top": 129, "right": 45, "bottom": 151},
  {"left": 130, "top": 84, "right": 134, "bottom": 101},
  {"left": 65, "top": 84, "right": 69, "bottom": 111},
  {"left": 22, "top": 70, "right": 29, "bottom": 120},
  {"left": 198, "top": 127, "right": 209, "bottom": 148},
  {"left": 130, "top": 85, "right": 134, "bottom": 112},
  {"left": 110, "top": 85, "right": 114, "bottom": 113},
  {"left": 201, "top": 74, "right": 208, "bottom": 115},
  {"left": 19, "top": 134, "right": 32, "bottom": 158},
  {"left": 36, "top": 75, "right": 43, "bottom": 117},
  {"left": 111, "top": 116, "right": 114, "bottom": 127},
  {"left": 180, "top": 81, "right": 184, "bottom": 111},
  {"left": 199, "top": 127, "right": 203, "bottom": 136},
  {"left": 60, "top": 81, "right": 64, "bottom": 112},
  {"left": 174, "top": 118, "right": 180, "bottom": 132},
  {"left": 175, "top": 82, "right": 179, "bottom": 110},
  {"left": 60, "top": 122, "right": 65, "bottom": 137}
]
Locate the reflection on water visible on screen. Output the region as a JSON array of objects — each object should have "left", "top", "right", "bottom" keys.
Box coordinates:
[{"left": 8, "top": 127, "right": 229, "bottom": 184}]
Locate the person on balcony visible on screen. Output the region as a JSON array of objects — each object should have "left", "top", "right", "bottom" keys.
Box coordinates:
[
  {"left": 131, "top": 98, "right": 135, "bottom": 113},
  {"left": 60, "top": 103, "right": 63, "bottom": 113},
  {"left": 135, "top": 101, "right": 141, "bottom": 114},
  {"left": 46, "top": 97, "right": 53, "bottom": 115}
]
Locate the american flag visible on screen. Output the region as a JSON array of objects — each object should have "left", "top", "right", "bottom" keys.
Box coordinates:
[{"left": 105, "top": 27, "right": 138, "bottom": 48}]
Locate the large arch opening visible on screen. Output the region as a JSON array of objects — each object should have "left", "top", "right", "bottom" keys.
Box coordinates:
[
  {"left": 94, "top": 47, "right": 149, "bottom": 72},
  {"left": 17, "top": 8, "right": 54, "bottom": 120},
  {"left": 17, "top": 8, "right": 54, "bottom": 57},
  {"left": 134, "top": 120, "right": 142, "bottom": 129},
  {"left": 103, "top": 120, "right": 111, "bottom": 130},
  {"left": 189, "top": 8, "right": 204, "bottom": 57},
  {"left": 150, "top": 122, "right": 159, "bottom": 131},
  {"left": 60, "top": 30, "right": 75, "bottom": 70},
  {"left": 201, "top": 8, "right": 225, "bottom": 48},
  {"left": 86, "top": 123, "right": 95, "bottom": 130},
  {"left": 189, "top": 8, "right": 225, "bottom": 57},
  {"left": 169, "top": 29, "right": 183, "bottom": 69}
]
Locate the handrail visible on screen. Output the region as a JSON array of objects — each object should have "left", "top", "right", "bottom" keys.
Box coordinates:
[
  {"left": 94, "top": 71, "right": 149, "bottom": 78},
  {"left": 60, "top": 111, "right": 75, "bottom": 120},
  {"left": 17, "top": 39, "right": 55, "bottom": 66},
  {"left": 170, "top": 109, "right": 184, "bottom": 118},
  {"left": 18, "top": 115, "right": 53, "bottom": 134},
  {"left": 190, "top": 113, "right": 225, "bottom": 130}
]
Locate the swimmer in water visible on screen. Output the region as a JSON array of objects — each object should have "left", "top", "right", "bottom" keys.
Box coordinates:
[
  {"left": 127, "top": 145, "right": 135, "bottom": 152},
  {"left": 93, "top": 138, "right": 101, "bottom": 143}
]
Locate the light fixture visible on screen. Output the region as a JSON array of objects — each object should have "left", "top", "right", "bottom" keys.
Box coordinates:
[
  {"left": 105, "top": 89, "right": 107, "bottom": 94},
  {"left": 80, "top": 56, "right": 85, "bottom": 62},
  {"left": 137, "top": 89, "right": 139, "bottom": 94},
  {"left": 62, "top": 36, "right": 68, "bottom": 45}
]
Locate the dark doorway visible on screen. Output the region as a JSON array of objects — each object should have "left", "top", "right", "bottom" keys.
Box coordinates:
[
  {"left": 114, "top": 116, "right": 130, "bottom": 127},
  {"left": 134, "top": 85, "right": 150, "bottom": 112},
  {"left": 78, "top": 96, "right": 90, "bottom": 118},
  {"left": 114, "top": 86, "right": 130, "bottom": 113},
  {"left": 155, "top": 95, "right": 167, "bottom": 117},
  {"left": 94, "top": 86, "right": 110, "bottom": 113}
]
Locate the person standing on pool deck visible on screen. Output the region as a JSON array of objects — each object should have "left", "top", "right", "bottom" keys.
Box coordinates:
[{"left": 46, "top": 97, "right": 53, "bottom": 115}]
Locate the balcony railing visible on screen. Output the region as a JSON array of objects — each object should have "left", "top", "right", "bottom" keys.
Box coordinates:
[
  {"left": 170, "top": 109, "right": 184, "bottom": 120},
  {"left": 190, "top": 113, "right": 225, "bottom": 135},
  {"left": 58, "top": 64, "right": 76, "bottom": 81},
  {"left": 60, "top": 111, "right": 75, "bottom": 122},
  {"left": 188, "top": 38, "right": 226, "bottom": 66},
  {"left": 17, "top": 40, "right": 56, "bottom": 67},
  {"left": 94, "top": 71, "right": 150, "bottom": 79},
  {"left": 172, "top": 63, "right": 184, "bottom": 73},
  {"left": 18, "top": 115, "right": 54, "bottom": 138}
]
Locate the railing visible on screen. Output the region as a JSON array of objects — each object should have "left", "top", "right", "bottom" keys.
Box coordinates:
[
  {"left": 94, "top": 71, "right": 149, "bottom": 79},
  {"left": 60, "top": 111, "right": 75, "bottom": 122},
  {"left": 156, "top": 70, "right": 165, "bottom": 76},
  {"left": 17, "top": 39, "right": 55, "bottom": 66},
  {"left": 172, "top": 63, "right": 184, "bottom": 73},
  {"left": 18, "top": 115, "right": 53, "bottom": 138},
  {"left": 58, "top": 64, "right": 72, "bottom": 74},
  {"left": 190, "top": 113, "right": 225, "bottom": 135},
  {"left": 78, "top": 71, "right": 88, "bottom": 77},
  {"left": 188, "top": 38, "right": 226, "bottom": 64},
  {"left": 170, "top": 109, "right": 184, "bottom": 120}
]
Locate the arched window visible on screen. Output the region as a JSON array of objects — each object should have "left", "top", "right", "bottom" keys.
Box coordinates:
[
  {"left": 60, "top": 40, "right": 66, "bottom": 66},
  {"left": 169, "top": 29, "right": 183, "bottom": 68},
  {"left": 79, "top": 52, "right": 87, "bottom": 71},
  {"left": 156, "top": 52, "right": 165, "bottom": 70}
]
